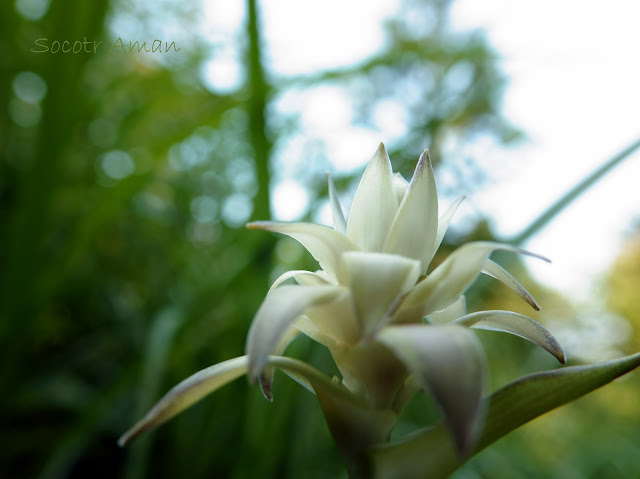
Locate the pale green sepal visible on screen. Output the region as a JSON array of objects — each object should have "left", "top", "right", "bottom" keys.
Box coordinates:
[
  {"left": 369, "top": 352, "right": 640, "bottom": 479},
  {"left": 377, "top": 324, "right": 487, "bottom": 454},
  {"left": 269, "top": 356, "right": 397, "bottom": 468},
  {"left": 482, "top": 259, "right": 540, "bottom": 310},
  {"left": 247, "top": 221, "right": 355, "bottom": 283},
  {"left": 346, "top": 143, "right": 398, "bottom": 252},
  {"left": 118, "top": 356, "right": 250, "bottom": 447},
  {"left": 246, "top": 285, "right": 345, "bottom": 382},
  {"left": 343, "top": 251, "right": 421, "bottom": 336},
  {"left": 452, "top": 310, "right": 565, "bottom": 364},
  {"left": 384, "top": 150, "right": 438, "bottom": 272},
  {"left": 326, "top": 171, "right": 347, "bottom": 233}
]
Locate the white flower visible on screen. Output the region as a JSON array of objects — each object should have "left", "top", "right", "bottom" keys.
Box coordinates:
[
  {"left": 245, "top": 143, "right": 564, "bottom": 451},
  {"left": 119, "top": 143, "right": 564, "bottom": 455}
]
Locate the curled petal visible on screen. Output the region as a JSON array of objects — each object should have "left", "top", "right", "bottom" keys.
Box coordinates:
[
  {"left": 378, "top": 324, "right": 487, "bottom": 454},
  {"left": 482, "top": 259, "right": 540, "bottom": 311},
  {"left": 248, "top": 221, "right": 355, "bottom": 283},
  {"left": 343, "top": 251, "right": 421, "bottom": 336},
  {"left": 384, "top": 150, "right": 439, "bottom": 272},
  {"left": 346, "top": 143, "right": 398, "bottom": 252},
  {"left": 246, "top": 285, "right": 345, "bottom": 382},
  {"left": 259, "top": 326, "right": 301, "bottom": 400},
  {"left": 270, "top": 269, "right": 333, "bottom": 290},
  {"left": 401, "top": 242, "right": 549, "bottom": 317},
  {"left": 326, "top": 171, "right": 347, "bottom": 234},
  {"left": 452, "top": 310, "right": 565, "bottom": 364}
]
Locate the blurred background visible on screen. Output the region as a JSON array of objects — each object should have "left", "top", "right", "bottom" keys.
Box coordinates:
[{"left": 1, "top": 0, "right": 639, "bottom": 477}]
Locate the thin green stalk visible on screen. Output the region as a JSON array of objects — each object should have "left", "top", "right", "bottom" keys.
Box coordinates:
[
  {"left": 247, "top": 0, "right": 272, "bottom": 222},
  {"left": 509, "top": 137, "right": 640, "bottom": 246}
]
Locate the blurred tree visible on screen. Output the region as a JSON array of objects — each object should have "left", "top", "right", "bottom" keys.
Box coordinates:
[{"left": 606, "top": 229, "right": 640, "bottom": 351}]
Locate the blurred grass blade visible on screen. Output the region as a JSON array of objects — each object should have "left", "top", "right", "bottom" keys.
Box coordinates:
[{"left": 369, "top": 352, "right": 640, "bottom": 479}]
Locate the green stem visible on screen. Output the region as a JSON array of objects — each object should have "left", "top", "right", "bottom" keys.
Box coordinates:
[
  {"left": 509, "top": 137, "right": 640, "bottom": 246},
  {"left": 246, "top": 0, "right": 272, "bottom": 221}
]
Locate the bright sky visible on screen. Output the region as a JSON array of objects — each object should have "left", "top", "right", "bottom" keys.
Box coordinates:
[{"left": 201, "top": 0, "right": 640, "bottom": 301}]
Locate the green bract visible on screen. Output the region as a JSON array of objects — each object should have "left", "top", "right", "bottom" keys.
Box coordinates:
[{"left": 119, "top": 143, "right": 567, "bottom": 468}]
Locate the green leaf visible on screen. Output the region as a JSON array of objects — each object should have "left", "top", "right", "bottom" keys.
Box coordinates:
[{"left": 369, "top": 352, "right": 640, "bottom": 479}]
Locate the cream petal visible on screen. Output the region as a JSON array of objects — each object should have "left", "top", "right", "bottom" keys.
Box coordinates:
[
  {"left": 384, "top": 150, "right": 439, "bottom": 272},
  {"left": 401, "top": 242, "right": 549, "bottom": 317},
  {"left": 427, "top": 195, "right": 466, "bottom": 267},
  {"left": 294, "top": 315, "right": 340, "bottom": 349},
  {"left": 248, "top": 221, "right": 355, "bottom": 283},
  {"left": 118, "top": 356, "right": 250, "bottom": 446},
  {"left": 326, "top": 171, "right": 347, "bottom": 234},
  {"left": 378, "top": 324, "right": 487, "bottom": 454},
  {"left": 482, "top": 259, "right": 540, "bottom": 311},
  {"left": 392, "top": 172, "right": 409, "bottom": 205},
  {"left": 246, "top": 285, "right": 345, "bottom": 382},
  {"left": 343, "top": 251, "right": 421, "bottom": 337},
  {"left": 427, "top": 295, "right": 467, "bottom": 325},
  {"left": 346, "top": 143, "right": 398, "bottom": 252},
  {"left": 305, "top": 292, "right": 360, "bottom": 345},
  {"left": 452, "top": 310, "right": 566, "bottom": 364}
]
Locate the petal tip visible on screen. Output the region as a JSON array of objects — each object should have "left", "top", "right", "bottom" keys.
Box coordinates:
[{"left": 259, "top": 373, "right": 274, "bottom": 402}]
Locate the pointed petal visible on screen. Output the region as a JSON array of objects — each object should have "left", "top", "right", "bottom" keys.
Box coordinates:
[
  {"left": 326, "top": 171, "right": 347, "bottom": 233},
  {"left": 429, "top": 195, "right": 466, "bottom": 266},
  {"left": 346, "top": 143, "right": 398, "bottom": 252},
  {"left": 384, "top": 150, "right": 439, "bottom": 272},
  {"left": 427, "top": 296, "right": 467, "bottom": 325},
  {"left": 246, "top": 285, "right": 344, "bottom": 381},
  {"left": 401, "top": 242, "right": 549, "bottom": 317},
  {"left": 482, "top": 260, "right": 540, "bottom": 311},
  {"left": 118, "top": 356, "right": 250, "bottom": 446},
  {"left": 452, "top": 310, "right": 565, "bottom": 364},
  {"left": 378, "top": 324, "right": 487, "bottom": 454},
  {"left": 248, "top": 221, "right": 355, "bottom": 282},
  {"left": 270, "top": 269, "right": 333, "bottom": 290},
  {"left": 343, "top": 251, "right": 421, "bottom": 336}
]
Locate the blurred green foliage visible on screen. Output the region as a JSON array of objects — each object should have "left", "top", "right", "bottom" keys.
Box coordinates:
[{"left": 1, "top": 0, "right": 638, "bottom": 478}]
